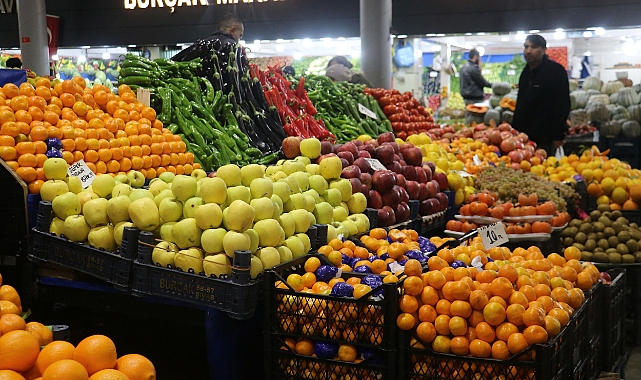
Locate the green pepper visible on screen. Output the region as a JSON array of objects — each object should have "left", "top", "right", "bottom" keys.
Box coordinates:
[
  {"left": 174, "top": 107, "right": 191, "bottom": 137},
  {"left": 167, "top": 123, "right": 179, "bottom": 134},
  {"left": 157, "top": 87, "right": 172, "bottom": 124},
  {"left": 120, "top": 67, "right": 158, "bottom": 79},
  {"left": 118, "top": 76, "right": 151, "bottom": 87}
]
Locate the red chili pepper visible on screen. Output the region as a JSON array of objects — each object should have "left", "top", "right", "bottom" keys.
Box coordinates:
[{"left": 296, "top": 76, "right": 306, "bottom": 99}]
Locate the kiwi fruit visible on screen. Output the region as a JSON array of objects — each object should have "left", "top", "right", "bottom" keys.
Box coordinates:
[
  {"left": 630, "top": 229, "right": 641, "bottom": 241},
  {"left": 599, "top": 216, "right": 612, "bottom": 227},
  {"left": 592, "top": 222, "right": 605, "bottom": 233},
  {"left": 584, "top": 239, "right": 597, "bottom": 252},
  {"left": 616, "top": 217, "right": 628, "bottom": 225},
  {"left": 603, "top": 211, "right": 612, "bottom": 219},
  {"left": 596, "top": 232, "right": 605, "bottom": 241},
  {"left": 635, "top": 252, "right": 641, "bottom": 263},
  {"left": 574, "top": 232, "right": 587, "bottom": 245},
  {"left": 581, "top": 251, "right": 594, "bottom": 261},
  {"left": 631, "top": 223, "right": 639, "bottom": 230},
  {"left": 563, "top": 237, "right": 574, "bottom": 247},
  {"left": 606, "top": 248, "right": 619, "bottom": 254},
  {"left": 587, "top": 232, "right": 597, "bottom": 241},
  {"left": 597, "top": 204, "right": 611, "bottom": 212},
  {"left": 579, "top": 223, "right": 593, "bottom": 234},
  {"left": 573, "top": 243, "right": 585, "bottom": 252},
  {"left": 611, "top": 210, "right": 623, "bottom": 220},
  {"left": 598, "top": 239, "right": 610, "bottom": 250},
  {"left": 608, "top": 252, "right": 622, "bottom": 263},
  {"left": 618, "top": 231, "right": 631, "bottom": 243},
  {"left": 622, "top": 254, "right": 636, "bottom": 263},
  {"left": 617, "top": 243, "right": 630, "bottom": 255},
  {"left": 627, "top": 239, "right": 639, "bottom": 253},
  {"left": 604, "top": 227, "right": 616, "bottom": 238},
  {"left": 570, "top": 219, "right": 583, "bottom": 228},
  {"left": 608, "top": 236, "right": 620, "bottom": 248},
  {"left": 593, "top": 252, "right": 609, "bottom": 263},
  {"left": 612, "top": 222, "right": 625, "bottom": 234},
  {"left": 593, "top": 247, "right": 604, "bottom": 253}
]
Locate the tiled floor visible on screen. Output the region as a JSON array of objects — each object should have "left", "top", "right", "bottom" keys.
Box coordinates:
[{"left": 624, "top": 346, "right": 641, "bottom": 379}]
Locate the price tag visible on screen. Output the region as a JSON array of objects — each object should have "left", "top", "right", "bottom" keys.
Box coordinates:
[
  {"left": 478, "top": 222, "right": 509, "bottom": 249},
  {"left": 593, "top": 130, "right": 600, "bottom": 142},
  {"left": 452, "top": 170, "right": 473, "bottom": 177},
  {"left": 365, "top": 158, "right": 387, "bottom": 171},
  {"left": 429, "top": 71, "right": 438, "bottom": 78},
  {"left": 358, "top": 103, "right": 378, "bottom": 119},
  {"left": 442, "top": 116, "right": 451, "bottom": 121},
  {"left": 68, "top": 159, "right": 96, "bottom": 188},
  {"left": 507, "top": 70, "right": 516, "bottom": 76},
  {"left": 482, "top": 69, "right": 490, "bottom": 75},
  {"left": 473, "top": 155, "right": 482, "bottom": 166},
  {"left": 136, "top": 88, "right": 151, "bottom": 107}
]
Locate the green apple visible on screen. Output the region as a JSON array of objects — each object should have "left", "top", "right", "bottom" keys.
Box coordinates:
[
  {"left": 271, "top": 194, "right": 283, "bottom": 212},
  {"left": 308, "top": 212, "right": 316, "bottom": 225},
  {"left": 341, "top": 219, "right": 359, "bottom": 237},
  {"left": 222, "top": 200, "right": 255, "bottom": 232},
  {"left": 112, "top": 183, "right": 132, "bottom": 198},
  {"left": 282, "top": 176, "right": 301, "bottom": 195},
  {"left": 290, "top": 172, "right": 310, "bottom": 192},
  {"left": 194, "top": 203, "right": 223, "bottom": 230},
  {"left": 290, "top": 209, "right": 311, "bottom": 233},
  {"left": 250, "top": 255, "right": 263, "bottom": 279},
  {"left": 245, "top": 228, "right": 259, "bottom": 253},
  {"left": 289, "top": 193, "right": 308, "bottom": 211},
  {"left": 279, "top": 212, "right": 296, "bottom": 237},
  {"left": 250, "top": 178, "right": 273, "bottom": 199},
  {"left": 129, "top": 189, "right": 154, "bottom": 202},
  {"left": 308, "top": 175, "right": 328, "bottom": 195},
  {"left": 313, "top": 202, "right": 334, "bottom": 225},
  {"left": 172, "top": 218, "right": 202, "bottom": 249},
  {"left": 175, "top": 248, "right": 204, "bottom": 274},
  {"left": 223, "top": 230, "right": 251, "bottom": 258},
  {"left": 272, "top": 181, "right": 291, "bottom": 203},
  {"left": 330, "top": 179, "right": 352, "bottom": 202},
  {"left": 114, "top": 174, "right": 130, "bottom": 185},
  {"left": 149, "top": 179, "right": 171, "bottom": 197},
  {"left": 172, "top": 175, "right": 198, "bottom": 202},
  {"left": 216, "top": 164, "right": 242, "bottom": 186},
  {"left": 106, "top": 195, "right": 132, "bottom": 224},
  {"left": 319, "top": 156, "right": 342, "bottom": 181},
  {"left": 284, "top": 236, "right": 306, "bottom": 258},
  {"left": 265, "top": 165, "right": 282, "bottom": 176},
  {"left": 43, "top": 158, "right": 68, "bottom": 180},
  {"left": 276, "top": 245, "right": 293, "bottom": 264},
  {"left": 52, "top": 192, "right": 81, "bottom": 220},
  {"left": 77, "top": 190, "right": 98, "bottom": 212},
  {"left": 323, "top": 188, "right": 343, "bottom": 207},
  {"left": 348, "top": 214, "right": 370, "bottom": 233},
  {"left": 40, "top": 180, "right": 69, "bottom": 202},
  {"left": 83, "top": 198, "right": 109, "bottom": 227},
  {"left": 159, "top": 171, "right": 176, "bottom": 183},
  {"left": 49, "top": 217, "right": 65, "bottom": 236},
  {"left": 295, "top": 156, "right": 312, "bottom": 166},
  {"left": 326, "top": 224, "right": 337, "bottom": 243},
  {"left": 114, "top": 221, "right": 134, "bottom": 246},
  {"left": 282, "top": 160, "right": 305, "bottom": 175},
  {"left": 183, "top": 197, "right": 204, "bottom": 218},
  {"left": 159, "top": 197, "right": 183, "bottom": 223},
  {"left": 199, "top": 177, "right": 227, "bottom": 204},
  {"left": 332, "top": 222, "right": 349, "bottom": 239},
  {"left": 152, "top": 241, "right": 177, "bottom": 268},
  {"left": 303, "top": 189, "right": 320, "bottom": 204},
  {"left": 306, "top": 164, "right": 320, "bottom": 175},
  {"left": 339, "top": 202, "right": 349, "bottom": 214},
  {"left": 269, "top": 170, "right": 288, "bottom": 182},
  {"left": 303, "top": 195, "right": 316, "bottom": 212},
  {"left": 240, "top": 164, "right": 265, "bottom": 187},
  {"left": 63, "top": 215, "right": 90, "bottom": 242},
  {"left": 295, "top": 233, "right": 312, "bottom": 254},
  {"left": 204, "top": 254, "right": 231, "bottom": 278},
  {"left": 347, "top": 193, "right": 367, "bottom": 214},
  {"left": 91, "top": 175, "right": 115, "bottom": 198},
  {"left": 250, "top": 197, "right": 274, "bottom": 222},
  {"left": 271, "top": 201, "right": 282, "bottom": 220},
  {"left": 201, "top": 228, "right": 227, "bottom": 254},
  {"left": 300, "top": 138, "right": 321, "bottom": 159},
  {"left": 65, "top": 176, "right": 83, "bottom": 194},
  {"left": 255, "top": 247, "right": 281, "bottom": 269},
  {"left": 190, "top": 169, "right": 207, "bottom": 181},
  {"left": 154, "top": 188, "right": 174, "bottom": 207},
  {"left": 226, "top": 186, "right": 251, "bottom": 205},
  {"left": 128, "top": 197, "right": 160, "bottom": 231},
  {"left": 88, "top": 225, "right": 116, "bottom": 251},
  {"left": 253, "top": 219, "right": 285, "bottom": 247},
  {"left": 127, "top": 170, "right": 145, "bottom": 188}
]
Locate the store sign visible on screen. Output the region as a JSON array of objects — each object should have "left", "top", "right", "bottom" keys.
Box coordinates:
[
  {"left": 124, "top": 0, "right": 284, "bottom": 9},
  {"left": 0, "top": 0, "right": 14, "bottom": 14}
]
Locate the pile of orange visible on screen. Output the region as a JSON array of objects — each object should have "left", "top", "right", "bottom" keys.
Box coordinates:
[
  {"left": 0, "top": 79, "right": 200, "bottom": 194},
  {"left": 396, "top": 238, "right": 599, "bottom": 362},
  {"left": 443, "top": 138, "right": 502, "bottom": 175},
  {"left": 0, "top": 274, "right": 156, "bottom": 380}
]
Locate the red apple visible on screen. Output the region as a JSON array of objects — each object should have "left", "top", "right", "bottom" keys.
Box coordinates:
[
  {"left": 396, "top": 203, "right": 409, "bottom": 222},
  {"left": 383, "top": 142, "right": 400, "bottom": 155},
  {"left": 402, "top": 165, "right": 417, "bottom": 181},
  {"left": 377, "top": 132, "right": 395, "bottom": 145},
  {"left": 403, "top": 147, "right": 423, "bottom": 167},
  {"left": 418, "top": 183, "right": 429, "bottom": 201},
  {"left": 398, "top": 186, "right": 409, "bottom": 204},
  {"left": 360, "top": 172, "right": 372, "bottom": 189},
  {"left": 358, "top": 150, "right": 371, "bottom": 159},
  {"left": 338, "top": 142, "right": 358, "bottom": 159},
  {"left": 400, "top": 143, "right": 415, "bottom": 152},
  {"left": 426, "top": 181, "right": 439, "bottom": 199},
  {"left": 320, "top": 140, "right": 333, "bottom": 155},
  {"left": 420, "top": 166, "right": 432, "bottom": 182},
  {"left": 417, "top": 167, "right": 428, "bottom": 183},
  {"left": 353, "top": 157, "right": 371, "bottom": 174},
  {"left": 375, "top": 145, "right": 395, "bottom": 165},
  {"left": 382, "top": 187, "right": 401, "bottom": 209},
  {"left": 372, "top": 170, "right": 396, "bottom": 194},
  {"left": 396, "top": 173, "right": 406, "bottom": 189},
  {"left": 340, "top": 158, "right": 350, "bottom": 168},
  {"left": 387, "top": 161, "right": 403, "bottom": 175},
  {"left": 368, "top": 190, "right": 383, "bottom": 209},
  {"left": 436, "top": 192, "right": 449, "bottom": 211},
  {"left": 360, "top": 184, "right": 369, "bottom": 195},
  {"left": 377, "top": 208, "right": 392, "bottom": 227},
  {"left": 337, "top": 151, "right": 354, "bottom": 165},
  {"left": 419, "top": 199, "right": 435, "bottom": 216},
  {"left": 282, "top": 136, "right": 303, "bottom": 158},
  {"left": 433, "top": 172, "right": 448, "bottom": 192},
  {"left": 353, "top": 140, "right": 364, "bottom": 148},
  {"left": 361, "top": 144, "right": 376, "bottom": 157},
  {"left": 332, "top": 143, "right": 342, "bottom": 154},
  {"left": 383, "top": 206, "right": 396, "bottom": 226},
  {"left": 348, "top": 177, "right": 362, "bottom": 194},
  {"left": 406, "top": 180, "right": 420, "bottom": 200},
  {"left": 342, "top": 165, "right": 361, "bottom": 179}
]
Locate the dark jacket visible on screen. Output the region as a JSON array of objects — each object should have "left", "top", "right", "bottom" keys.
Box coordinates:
[
  {"left": 460, "top": 60, "right": 491, "bottom": 100},
  {"left": 513, "top": 56, "right": 570, "bottom": 145},
  {"left": 205, "top": 30, "right": 237, "bottom": 46}
]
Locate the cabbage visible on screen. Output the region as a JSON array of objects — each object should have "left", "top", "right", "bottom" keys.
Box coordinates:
[{"left": 95, "top": 70, "right": 107, "bottom": 81}]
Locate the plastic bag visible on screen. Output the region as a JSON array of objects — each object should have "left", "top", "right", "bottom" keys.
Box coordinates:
[
  {"left": 393, "top": 41, "right": 415, "bottom": 68},
  {"left": 555, "top": 146, "right": 565, "bottom": 161}
]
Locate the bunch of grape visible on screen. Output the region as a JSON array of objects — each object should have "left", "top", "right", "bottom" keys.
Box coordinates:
[{"left": 475, "top": 164, "right": 578, "bottom": 212}]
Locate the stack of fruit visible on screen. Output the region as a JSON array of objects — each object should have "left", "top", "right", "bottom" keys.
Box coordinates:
[
  {"left": 0, "top": 79, "right": 199, "bottom": 195},
  {"left": 0, "top": 276, "right": 156, "bottom": 380},
  {"left": 396, "top": 238, "right": 600, "bottom": 363}
]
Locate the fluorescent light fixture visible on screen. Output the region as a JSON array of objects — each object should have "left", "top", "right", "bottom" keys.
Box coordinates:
[
  {"left": 260, "top": 40, "right": 270, "bottom": 44},
  {"left": 477, "top": 32, "right": 486, "bottom": 36},
  {"left": 77, "top": 55, "right": 86, "bottom": 63},
  {"left": 276, "top": 39, "right": 284, "bottom": 44},
  {"left": 128, "top": 45, "right": 136, "bottom": 48},
  {"left": 529, "top": 30, "right": 540, "bottom": 33},
  {"left": 275, "top": 44, "right": 285, "bottom": 53},
  {"left": 555, "top": 28, "right": 564, "bottom": 32},
  {"left": 554, "top": 31, "right": 566, "bottom": 40},
  {"left": 501, "top": 37, "right": 509, "bottom": 42},
  {"left": 397, "top": 35, "right": 408, "bottom": 39},
  {"left": 293, "top": 39, "right": 301, "bottom": 43},
  {"left": 476, "top": 46, "right": 485, "bottom": 56},
  {"left": 302, "top": 38, "right": 312, "bottom": 48},
  {"left": 51, "top": 54, "right": 59, "bottom": 61},
  {"left": 584, "top": 51, "right": 592, "bottom": 56},
  {"left": 247, "top": 52, "right": 255, "bottom": 58},
  {"left": 594, "top": 27, "right": 605, "bottom": 36},
  {"left": 293, "top": 52, "right": 302, "bottom": 60},
  {"left": 583, "top": 31, "right": 593, "bottom": 37},
  {"left": 81, "top": 45, "right": 91, "bottom": 49},
  {"left": 338, "top": 37, "right": 346, "bottom": 41},
  {"left": 436, "top": 34, "right": 445, "bottom": 37},
  {"left": 515, "top": 31, "right": 526, "bottom": 40},
  {"left": 425, "top": 33, "right": 436, "bottom": 37},
  {"left": 102, "top": 52, "right": 110, "bottom": 59},
  {"left": 390, "top": 35, "right": 396, "bottom": 38},
  {"left": 254, "top": 40, "right": 261, "bottom": 45},
  {"left": 321, "top": 37, "right": 332, "bottom": 41},
  {"left": 465, "top": 33, "right": 472, "bottom": 36}
]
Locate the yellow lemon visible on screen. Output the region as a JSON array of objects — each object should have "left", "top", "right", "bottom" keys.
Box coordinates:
[
  {"left": 615, "top": 177, "right": 628, "bottom": 189},
  {"left": 611, "top": 187, "right": 629, "bottom": 205},
  {"left": 601, "top": 177, "right": 616, "bottom": 195},
  {"left": 592, "top": 168, "right": 604, "bottom": 181},
  {"left": 596, "top": 195, "right": 610, "bottom": 205},
  {"left": 581, "top": 168, "right": 594, "bottom": 182},
  {"left": 447, "top": 172, "right": 464, "bottom": 191},
  {"left": 454, "top": 189, "right": 466, "bottom": 205},
  {"left": 603, "top": 169, "right": 619, "bottom": 181},
  {"left": 357, "top": 134, "right": 372, "bottom": 142}
]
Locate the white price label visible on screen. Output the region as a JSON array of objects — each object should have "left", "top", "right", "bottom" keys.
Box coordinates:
[
  {"left": 358, "top": 103, "right": 378, "bottom": 119},
  {"left": 482, "top": 69, "right": 490, "bottom": 75},
  {"left": 478, "top": 222, "right": 509, "bottom": 249},
  {"left": 593, "top": 131, "right": 600, "bottom": 142},
  {"left": 473, "top": 155, "right": 482, "bottom": 166},
  {"left": 365, "top": 158, "right": 387, "bottom": 171},
  {"left": 452, "top": 170, "right": 473, "bottom": 178},
  {"left": 507, "top": 70, "right": 516, "bottom": 76},
  {"left": 429, "top": 71, "right": 438, "bottom": 78},
  {"left": 442, "top": 116, "right": 451, "bottom": 121},
  {"left": 136, "top": 88, "right": 151, "bottom": 107},
  {"left": 67, "top": 159, "right": 96, "bottom": 188}
]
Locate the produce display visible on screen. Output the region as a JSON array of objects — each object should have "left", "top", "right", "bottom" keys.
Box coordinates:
[{"left": 0, "top": 276, "right": 156, "bottom": 380}]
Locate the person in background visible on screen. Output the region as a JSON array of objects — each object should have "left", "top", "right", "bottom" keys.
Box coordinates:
[
  {"left": 208, "top": 13, "right": 244, "bottom": 45},
  {"left": 5, "top": 57, "right": 22, "bottom": 69},
  {"left": 282, "top": 65, "right": 295, "bottom": 77},
  {"left": 513, "top": 35, "right": 570, "bottom": 157},
  {"left": 325, "top": 55, "right": 373, "bottom": 87},
  {"left": 460, "top": 48, "right": 492, "bottom": 124}
]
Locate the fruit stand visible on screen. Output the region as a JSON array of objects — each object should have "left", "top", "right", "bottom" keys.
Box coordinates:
[{"left": 1, "top": 52, "right": 640, "bottom": 380}]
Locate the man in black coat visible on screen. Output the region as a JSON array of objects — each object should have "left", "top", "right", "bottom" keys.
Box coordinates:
[
  {"left": 460, "top": 48, "right": 492, "bottom": 123},
  {"left": 206, "top": 13, "right": 244, "bottom": 45},
  {"left": 513, "top": 35, "right": 571, "bottom": 157}
]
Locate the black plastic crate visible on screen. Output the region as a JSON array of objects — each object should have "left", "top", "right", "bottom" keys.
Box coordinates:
[
  {"left": 28, "top": 201, "right": 138, "bottom": 290},
  {"left": 264, "top": 254, "right": 401, "bottom": 350},
  {"left": 602, "top": 269, "right": 626, "bottom": 372},
  {"left": 603, "top": 137, "right": 640, "bottom": 169},
  {"left": 420, "top": 209, "right": 447, "bottom": 236},
  {"left": 570, "top": 284, "right": 598, "bottom": 379},
  {"left": 132, "top": 231, "right": 262, "bottom": 320},
  {"left": 621, "top": 210, "right": 641, "bottom": 226},
  {"left": 399, "top": 319, "right": 572, "bottom": 380},
  {"left": 266, "top": 334, "right": 398, "bottom": 380}
]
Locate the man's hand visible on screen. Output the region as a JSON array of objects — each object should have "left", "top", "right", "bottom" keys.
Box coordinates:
[{"left": 553, "top": 140, "right": 564, "bottom": 149}]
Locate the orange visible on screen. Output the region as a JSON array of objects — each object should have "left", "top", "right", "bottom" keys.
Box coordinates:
[
  {"left": 519, "top": 285, "right": 537, "bottom": 302},
  {"left": 567, "top": 288, "right": 584, "bottom": 310},
  {"left": 537, "top": 296, "right": 556, "bottom": 313},
  {"left": 451, "top": 281, "right": 471, "bottom": 301},
  {"left": 450, "top": 300, "right": 472, "bottom": 318},
  {"left": 431, "top": 335, "right": 451, "bottom": 354},
  {"left": 468, "top": 289, "right": 488, "bottom": 311},
  {"left": 418, "top": 304, "right": 437, "bottom": 323},
  {"left": 522, "top": 306, "right": 545, "bottom": 327},
  {"left": 467, "top": 310, "right": 485, "bottom": 327},
  {"left": 476, "top": 270, "right": 497, "bottom": 284},
  {"left": 475, "top": 322, "right": 495, "bottom": 343},
  {"left": 0, "top": 330, "right": 40, "bottom": 372},
  {"left": 434, "top": 315, "right": 451, "bottom": 335},
  {"left": 396, "top": 313, "right": 415, "bottom": 331},
  {"left": 0, "top": 314, "right": 26, "bottom": 335},
  {"left": 483, "top": 302, "right": 506, "bottom": 326},
  {"left": 73, "top": 335, "right": 117, "bottom": 376},
  {"left": 576, "top": 272, "right": 593, "bottom": 291},
  {"left": 533, "top": 284, "right": 551, "bottom": 298},
  {"left": 0, "top": 301, "right": 20, "bottom": 315},
  {"left": 490, "top": 277, "right": 514, "bottom": 300},
  {"left": 435, "top": 299, "right": 451, "bottom": 316},
  {"left": 450, "top": 336, "right": 470, "bottom": 356},
  {"left": 449, "top": 316, "right": 468, "bottom": 336},
  {"left": 544, "top": 315, "right": 562, "bottom": 337},
  {"left": 508, "top": 291, "right": 529, "bottom": 308},
  {"left": 550, "top": 287, "right": 570, "bottom": 304},
  {"left": 488, "top": 296, "right": 507, "bottom": 309},
  {"left": 469, "top": 339, "right": 492, "bottom": 358},
  {"left": 491, "top": 340, "right": 511, "bottom": 360},
  {"left": 497, "top": 265, "right": 518, "bottom": 283},
  {"left": 42, "top": 359, "right": 88, "bottom": 380},
  {"left": 24, "top": 323, "right": 51, "bottom": 347},
  {"left": 426, "top": 271, "right": 446, "bottom": 289},
  {"left": 548, "top": 308, "right": 570, "bottom": 327},
  {"left": 523, "top": 325, "right": 548, "bottom": 345},
  {"left": 507, "top": 333, "right": 529, "bottom": 355},
  {"left": 403, "top": 276, "right": 423, "bottom": 296},
  {"left": 88, "top": 369, "right": 129, "bottom": 380},
  {"left": 420, "top": 286, "right": 439, "bottom": 306},
  {"left": 36, "top": 341, "right": 76, "bottom": 375},
  {"left": 416, "top": 322, "right": 437, "bottom": 344},
  {"left": 495, "top": 322, "right": 519, "bottom": 342},
  {"left": 563, "top": 246, "right": 581, "bottom": 261},
  {"left": 0, "top": 370, "right": 26, "bottom": 380},
  {"left": 403, "top": 259, "right": 422, "bottom": 276},
  {"left": 399, "top": 295, "right": 419, "bottom": 314},
  {"left": 294, "top": 339, "right": 313, "bottom": 356}
]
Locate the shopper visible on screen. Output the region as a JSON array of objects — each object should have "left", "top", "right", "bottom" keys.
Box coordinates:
[
  {"left": 207, "top": 13, "right": 244, "bottom": 45},
  {"left": 5, "top": 57, "right": 22, "bottom": 69},
  {"left": 325, "top": 55, "right": 373, "bottom": 87},
  {"left": 460, "top": 48, "right": 492, "bottom": 124},
  {"left": 513, "top": 35, "right": 571, "bottom": 157}
]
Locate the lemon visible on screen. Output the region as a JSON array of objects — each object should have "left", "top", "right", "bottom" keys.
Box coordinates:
[
  {"left": 611, "top": 187, "right": 629, "bottom": 205},
  {"left": 357, "top": 134, "right": 372, "bottom": 142},
  {"left": 451, "top": 160, "right": 464, "bottom": 171},
  {"left": 601, "top": 177, "right": 616, "bottom": 195},
  {"left": 447, "top": 172, "right": 464, "bottom": 191},
  {"left": 596, "top": 194, "right": 610, "bottom": 205},
  {"left": 581, "top": 168, "right": 594, "bottom": 181},
  {"left": 454, "top": 189, "right": 466, "bottom": 205},
  {"left": 592, "top": 168, "right": 604, "bottom": 182}
]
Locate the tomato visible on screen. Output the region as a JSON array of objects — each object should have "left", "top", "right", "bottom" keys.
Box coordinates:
[
  {"left": 389, "top": 113, "right": 402, "bottom": 122},
  {"left": 383, "top": 105, "right": 398, "bottom": 116},
  {"left": 397, "top": 131, "right": 407, "bottom": 140},
  {"left": 379, "top": 96, "right": 391, "bottom": 107},
  {"left": 391, "top": 122, "right": 404, "bottom": 131}
]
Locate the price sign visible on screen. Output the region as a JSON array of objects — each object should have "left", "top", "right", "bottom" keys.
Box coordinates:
[
  {"left": 365, "top": 158, "right": 387, "bottom": 171},
  {"left": 452, "top": 170, "right": 473, "bottom": 177},
  {"left": 136, "top": 88, "right": 151, "bottom": 107},
  {"left": 442, "top": 116, "right": 451, "bottom": 121},
  {"left": 507, "top": 70, "right": 516, "bottom": 76},
  {"left": 429, "top": 71, "right": 438, "bottom": 78},
  {"left": 593, "top": 130, "right": 600, "bottom": 142},
  {"left": 478, "top": 222, "right": 509, "bottom": 249},
  {"left": 482, "top": 69, "right": 490, "bottom": 75},
  {"left": 68, "top": 159, "right": 96, "bottom": 188},
  {"left": 358, "top": 103, "right": 378, "bottom": 119},
  {"left": 473, "top": 155, "right": 482, "bottom": 166}
]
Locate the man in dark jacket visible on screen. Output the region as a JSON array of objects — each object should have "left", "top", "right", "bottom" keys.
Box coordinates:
[
  {"left": 460, "top": 49, "right": 492, "bottom": 123},
  {"left": 206, "top": 13, "right": 244, "bottom": 45},
  {"left": 513, "top": 35, "right": 570, "bottom": 157}
]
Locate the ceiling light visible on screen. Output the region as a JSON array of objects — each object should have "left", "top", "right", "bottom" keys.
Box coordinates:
[
  {"left": 476, "top": 46, "right": 485, "bottom": 56},
  {"left": 51, "top": 54, "right": 59, "bottom": 61},
  {"left": 81, "top": 45, "right": 91, "bottom": 49},
  {"left": 465, "top": 33, "right": 472, "bottom": 36},
  {"left": 594, "top": 27, "right": 605, "bottom": 36},
  {"left": 302, "top": 38, "right": 312, "bottom": 48},
  {"left": 275, "top": 44, "right": 285, "bottom": 53},
  {"left": 293, "top": 52, "right": 302, "bottom": 60},
  {"left": 529, "top": 30, "right": 540, "bottom": 33},
  {"left": 477, "top": 32, "right": 486, "bottom": 36},
  {"left": 77, "top": 55, "right": 86, "bottom": 63},
  {"left": 555, "top": 28, "right": 564, "bottom": 32},
  {"left": 584, "top": 51, "right": 592, "bottom": 56},
  {"left": 515, "top": 31, "right": 526, "bottom": 40},
  {"left": 397, "top": 35, "right": 408, "bottom": 39},
  {"left": 425, "top": 33, "right": 436, "bottom": 37},
  {"left": 583, "top": 31, "right": 593, "bottom": 38},
  {"left": 338, "top": 37, "right": 346, "bottom": 41},
  {"left": 260, "top": 40, "right": 270, "bottom": 44},
  {"left": 436, "top": 34, "right": 445, "bottom": 37},
  {"left": 128, "top": 45, "right": 136, "bottom": 48},
  {"left": 554, "top": 31, "right": 566, "bottom": 40},
  {"left": 501, "top": 37, "right": 509, "bottom": 42},
  {"left": 102, "top": 52, "right": 110, "bottom": 59},
  {"left": 254, "top": 40, "right": 261, "bottom": 45},
  {"left": 276, "top": 39, "right": 284, "bottom": 44}
]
